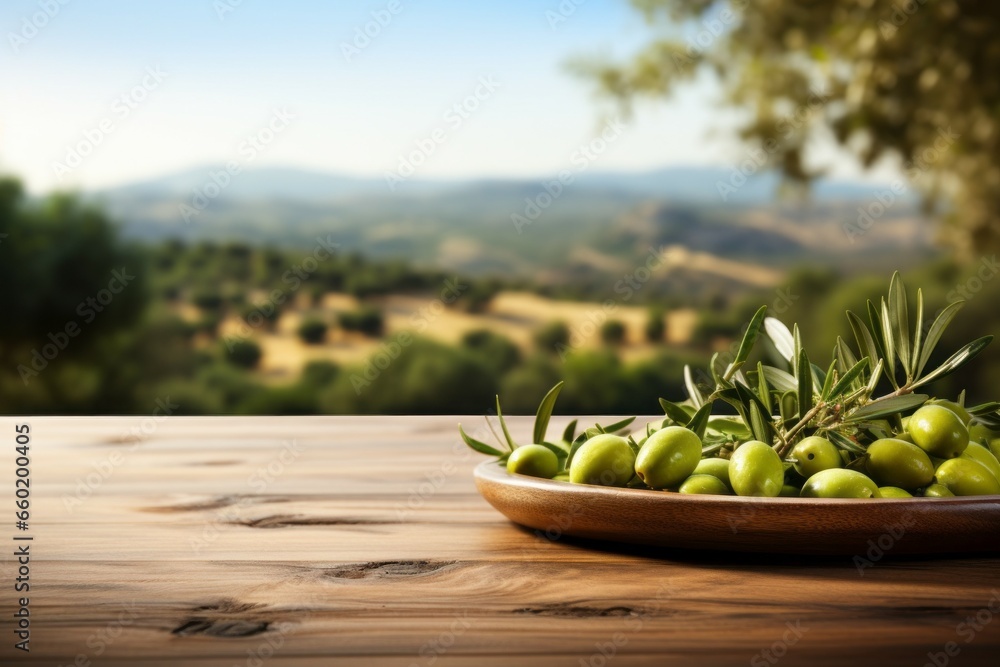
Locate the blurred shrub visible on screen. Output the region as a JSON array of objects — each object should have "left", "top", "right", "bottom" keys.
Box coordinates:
[
  {"left": 224, "top": 340, "right": 262, "bottom": 369},
  {"left": 462, "top": 329, "right": 521, "bottom": 376},
  {"left": 297, "top": 318, "right": 328, "bottom": 345},
  {"left": 338, "top": 306, "right": 384, "bottom": 337},
  {"left": 600, "top": 319, "right": 626, "bottom": 346},
  {"left": 645, "top": 307, "right": 666, "bottom": 342},
  {"left": 534, "top": 321, "right": 570, "bottom": 355}
]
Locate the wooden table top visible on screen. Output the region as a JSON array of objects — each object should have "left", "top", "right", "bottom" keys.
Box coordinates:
[{"left": 3, "top": 415, "right": 999, "bottom": 666}]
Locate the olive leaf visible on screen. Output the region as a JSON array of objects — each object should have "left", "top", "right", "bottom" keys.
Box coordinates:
[
  {"left": 844, "top": 393, "right": 929, "bottom": 423},
  {"left": 825, "top": 429, "right": 866, "bottom": 454},
  {"left": 533, "top": 381, "right": 564, "bottom": 445},
  {"left": 761, "top": 365, "right": 798, "bottom": 393},
  {"left": 707, "top": 416, "right": 751, "bottom": 438},
  {"left": 459, "top": 424, "right": 505, "bottom": 457},
  {"left": 561, "top": 418, "right": 578, "bottom": 444},
  {"left": 888, "top": 272, "right": 911, "bottom": 377},
  {"left": 917, "top": 300, "right": 965, "bottom": 377},
  {"left": 911, "top": 336, "right": 994, "bottom": 390},
  {"left": 725, "top": 305, "right": 767, "bottom": 380},
  {"left": 911, "top": 288, "right": 926, "bottom": 373},
  {"left": 536, "top": 441, "right": 570, "bottom": 467},
  {"left": 748, "top": 401, "right": 773, "bottom": 444},
  {"left": 602, "top": 416, "right": 637, "bottom": 433},
  {"left": 495, "top": 395, "right": 517, "bottom": 452},
  {"left": 684, "top": 364, "right": 705, "bottom": 408},
  {"left": 687, "top": 402, "right": 713, "bottom": 440},
  {"left": 827, "top": 357, "right": 870, "bottom": 401},
  {"left": 819, "top": 359, "right": 837, "bottom": 401},
  {"left": 565, "top": 431, "right": 589, "bottom": 467},
  {"left": 756, "top": 362, "right": 773, "bottom": 415},
  {"left": 879, "top": 298, "right": 899, "bottom": 388},
  {"left": 835, "top": 336, "right": 859, "bottom": 376},
  {"left": 968, "top": 402, "right": 1000, "bottom": 416},
  {"left": 797, "top": 349, "right": 812, "bottom": 418},
  {"left": 659, "top": 398, "right": 693, "bottom": 425},
  {"left": 848, "top": 310, "right": 880, "bottom": 376},
  {"left": 765, "top": 317, "right": 795, "bottom": 363}
]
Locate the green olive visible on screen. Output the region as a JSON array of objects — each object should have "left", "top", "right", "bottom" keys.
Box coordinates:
[
  {"left": 729, "top": 441, "right": 783, "bottom": 497},
  {"left": 569, "top": 434, "right": 635, "bottom": 487},
  {"left": 990, "top": 439, "right": 1000, "bottom": 463},
  {"left": 878, "top": 486, "right": 913, "bottom": 498},
  {"left": 789, "top": 436, "right": 842, "bottom": 478},
  {"left": 692, "top": 457, "right": 731, "bottom": 489},
  {"left": 634, "top": 426, "right": 702, "bottom": 489},
  {"left": 865, "top": 438, "right": 934, "bottom": 490},
  {"left": 800, "top": 469, "right": 881, "bottom": 498},
  {"left": 935, "top": 458, "right": 1000, "bottom": 496},
  {"left": 929, "top": 399, "right": 973, "bottom": 426},
  {"left": 678, "top": 474, "right": 730, "bottom": 495},
  {"left": 779, "top": 484, "right": 801, "bottom": 497},
  {"left": 969, "top": 423, "right": 1000, "bottom": 444},
  {"left": 922, "top": 483, "right": 955, "bottom": 497},
  {"left": 962, "top": 442, "right": 1000, "bottom": 482},
  {"left": 506, "top": 444, "right": 559, "bottom": 479},
  {"left": 893, "top": 432, "right": 915, "bottom": 444},
  {"left": 908, "top": 405, "right": 969, "bottom": 459}
]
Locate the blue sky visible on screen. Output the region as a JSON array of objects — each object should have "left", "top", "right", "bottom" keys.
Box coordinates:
[{"left": 0, "top": 0, "right": 890, "bottom": 192}]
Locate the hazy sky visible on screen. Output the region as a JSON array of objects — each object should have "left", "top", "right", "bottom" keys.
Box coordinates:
[{"left": 1, "top": 0, "right": 891, "bottom": 193}]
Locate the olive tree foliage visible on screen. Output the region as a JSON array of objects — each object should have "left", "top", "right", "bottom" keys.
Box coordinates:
[{"left": 577, "top": 0, "right": 1000, "bottom": 253}]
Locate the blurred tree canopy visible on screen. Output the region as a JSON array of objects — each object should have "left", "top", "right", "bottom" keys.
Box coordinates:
[{"left": 580, "top": 0, "right": 1000, "bottom": 253}]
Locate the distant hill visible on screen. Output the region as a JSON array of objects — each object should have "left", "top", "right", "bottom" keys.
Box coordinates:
[{"left": 89, "top": 165, "right": 937, "bottom": 297}]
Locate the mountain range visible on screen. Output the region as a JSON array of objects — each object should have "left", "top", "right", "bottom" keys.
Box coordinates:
[{"left": 89, "top": 165, "right": 936, "bottom": 293}]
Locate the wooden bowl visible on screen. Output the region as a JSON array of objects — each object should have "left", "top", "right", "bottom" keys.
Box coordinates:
[{"left": 474, "top": 461, "right": 1000, "bottom": 555}]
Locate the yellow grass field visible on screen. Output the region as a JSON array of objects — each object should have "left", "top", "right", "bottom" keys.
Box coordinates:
[{"left": 213, "top": 291, "right": 699, "bottom": 381}]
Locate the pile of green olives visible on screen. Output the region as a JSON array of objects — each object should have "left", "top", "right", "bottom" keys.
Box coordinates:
[{"left": 506, "top": 399, "right": 1000, "bottom": 499}]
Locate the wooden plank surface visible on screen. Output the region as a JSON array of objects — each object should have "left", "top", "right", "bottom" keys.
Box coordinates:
[{"left": 1, "top": 415, "right": 999, "bottom": 666}]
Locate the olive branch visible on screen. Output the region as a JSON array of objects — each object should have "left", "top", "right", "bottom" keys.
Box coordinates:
[{"left": 663, "top": 272, "right": 999, "bottom": 461}]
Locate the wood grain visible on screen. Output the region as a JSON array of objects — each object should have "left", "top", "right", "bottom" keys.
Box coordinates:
[{"left": 2, "top": 416, "right": 1000, "bottom": 666}]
